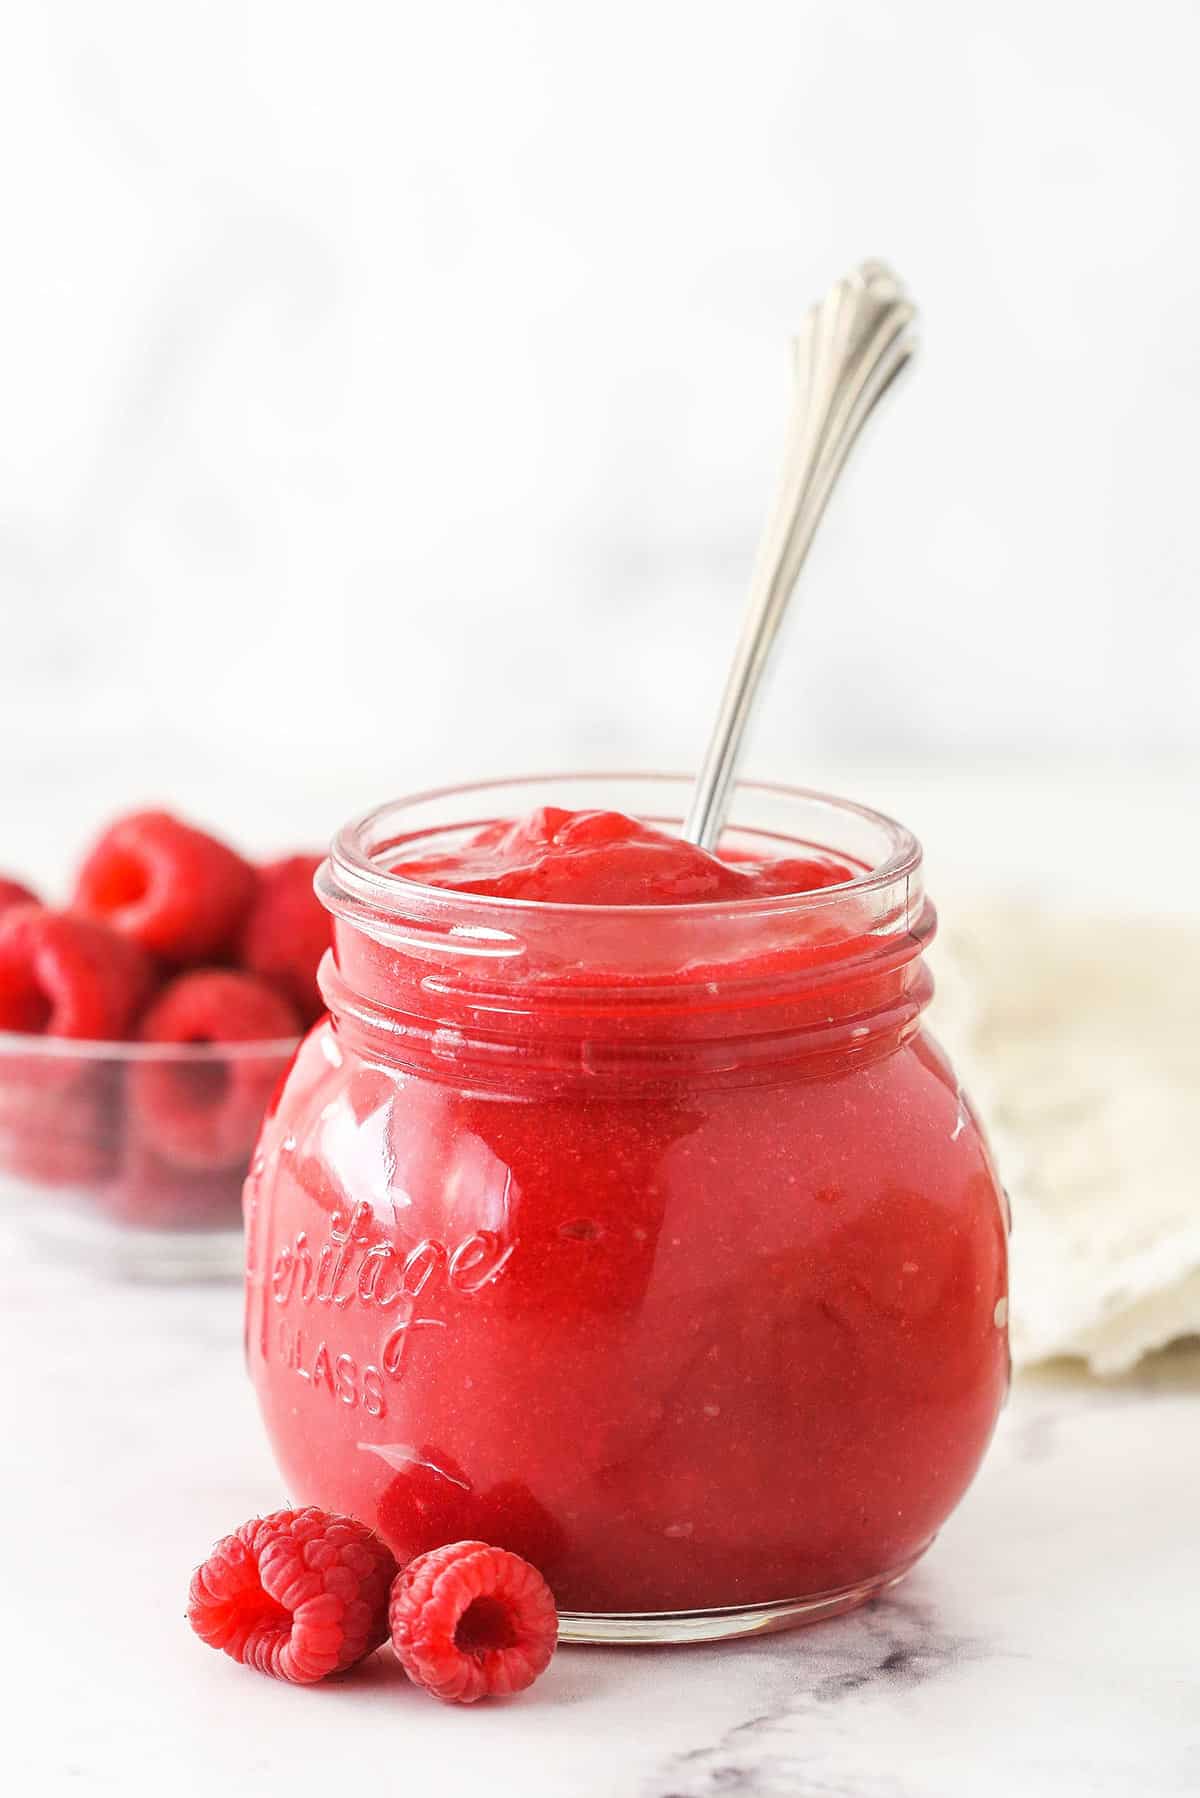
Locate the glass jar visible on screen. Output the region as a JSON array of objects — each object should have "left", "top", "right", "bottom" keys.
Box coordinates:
[{"left": 244, "top": 775, "right": 1009, "bottom": 1643}]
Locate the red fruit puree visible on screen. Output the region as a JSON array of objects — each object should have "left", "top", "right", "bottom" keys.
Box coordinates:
[
  {"left": 393, "top": 805, "right": 858, "bottom": 903},
  {"left": 245, "top": 781, "right": 1009, "bottom": 1635}
]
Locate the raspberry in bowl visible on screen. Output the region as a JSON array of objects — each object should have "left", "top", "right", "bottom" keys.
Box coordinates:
[
  {"left": 0, "top": 811, "right": 330, "bottom": 1278},
  {"left": 244, "top": 774, "right": 1010, "bottom": 1642}
]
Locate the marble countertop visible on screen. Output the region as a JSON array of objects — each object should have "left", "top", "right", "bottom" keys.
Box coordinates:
[{"left": 3, "top": 1216, "right": 1197, "bottom": 1798}]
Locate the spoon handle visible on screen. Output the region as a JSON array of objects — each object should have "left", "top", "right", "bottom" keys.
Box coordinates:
[{"left": 682, "top": 260, "right": 918, "bottom": 850}]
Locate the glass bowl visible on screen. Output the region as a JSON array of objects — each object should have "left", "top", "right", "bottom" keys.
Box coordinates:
[{"left": 0, "top": 1029, "right": 299, "bottom": 1279}]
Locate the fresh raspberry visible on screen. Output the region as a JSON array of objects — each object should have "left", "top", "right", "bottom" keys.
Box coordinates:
[
  {"left": 0, "top": 906, "right": 154, "bottom": 1039},
  {"left": 238, "top": 854, "right": 329, "bottom": 1026},
  {"left": 105, "top": 1137, "right": 245, "bottom": 1230},
  {"left": 189, "top": 1507, "right": 396, "bottom": 1684},
  {"left": 389, "top": 1541, "right": 558, "bottom": 1703},
  {"left": 0, "top": 1055, "right": 122, "bottom": 1187},
  {"left": 74, "top": 810, "right": 255, "bottom": 963},
  {"left": 0, "top": 877, "right": 38, "bottom": 918},
  {"left": 130, "top": 971, "right": 299, "bottom": 1171}
]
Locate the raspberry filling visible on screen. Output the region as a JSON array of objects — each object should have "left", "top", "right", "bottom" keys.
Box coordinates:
[{"left": 391, "top": 805, "right": 859, "bottom": 905}]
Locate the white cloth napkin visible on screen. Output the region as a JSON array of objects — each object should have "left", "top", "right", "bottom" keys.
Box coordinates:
[{"left": 928, "top": 904, "right": 1200, "bottom": 1374}]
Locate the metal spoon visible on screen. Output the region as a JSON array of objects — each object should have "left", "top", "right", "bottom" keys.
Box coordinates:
[{"left": 681, "top": 260, "right": 918, "bottom": 849}]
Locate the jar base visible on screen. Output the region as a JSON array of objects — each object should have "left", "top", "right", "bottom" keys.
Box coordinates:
[{"left": 556, "top": 1547, "right": 929, "bottom": 1645}]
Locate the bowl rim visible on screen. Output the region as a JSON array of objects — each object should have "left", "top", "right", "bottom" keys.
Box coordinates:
[{"left": 0, "top": 1031, "right": 302, "bottom": 1063}]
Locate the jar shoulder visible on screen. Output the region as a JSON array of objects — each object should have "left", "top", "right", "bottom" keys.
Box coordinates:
[{"left": 252, "top": 1022, "right": 1006, "bottom": 1246}]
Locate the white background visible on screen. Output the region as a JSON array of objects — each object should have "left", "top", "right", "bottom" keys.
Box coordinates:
[
  {"left": 2, "top": 1, "right": 1197, "bottom": 859},
  {"left": 3, "top": 16, "right": 1199, "bottom": 1791}
]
